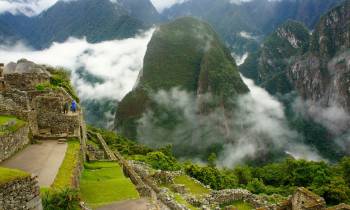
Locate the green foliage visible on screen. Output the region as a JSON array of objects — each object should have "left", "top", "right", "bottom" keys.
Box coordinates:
[
  {"left": 42, "top": 188, "right": 80, "bottom": 210},
  {"left": 51, "top": 140, "right": 81, "bottom": 189},
  {"left": 220, "top": 200, "right": 253, "bottom": 210},
  {"left": 46, "top": 67, "right": 80, "bottom": 103},
  {"left": 0, "top": 167, "right": 29, "bottom": 185},
  {"left": 240, "top": 20, "right": 310, "bottom": 95},
  {"left": 185, "top": 164, "right": 238, "bottom": 190},
  {"left": 338, "top": 157, "right": 350, "bottom": 185},
  {"left": 87, "top": 126, "right": 153, "bottom": 156},
  {"left": 247, "top": 178, "right": 266, "bottom": 194},
  {"left": 185, "top": 158, "right": 350, "bottom": 204},
  {"left": 173, "top": 175, "right": 210, "bottom": 196},
  {"left": 145, "top": 151, "right": 181, "bottom": 171},
  {"left": 80, "top": 161, "right": 139, "bottom": 208},
  {"left": 207, "top": 153, "right": 217, "bottom": 167},
  {"left": 116, "top": 17, "right": 249, "bottom": 143},
  {"left": 0, "top": 115, "right": 26, "bottom": 136}
]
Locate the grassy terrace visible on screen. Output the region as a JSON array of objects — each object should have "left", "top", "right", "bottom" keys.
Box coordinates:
[
  {"left": 161, "top": 175, "right": 211, "bottom": 210},
  {"left": 80, "top": 161, "right": 139, "bottom": 208},
  {"left": 220, "top": 200, "right": 253, "bottom": 210},
  {"left": 0, "top": 115, "right": 26, "bottom": 136},
  {"left": 0, "top": 167, "right": 29, "bottom": 185},
  {"left": 173, "top": 175, "right": 210, "bottom": 196},
  {"left": 51, "top": 139, "right": 81, "bottom": 189}
]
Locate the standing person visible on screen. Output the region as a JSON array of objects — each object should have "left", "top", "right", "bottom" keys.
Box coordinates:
[
  {"left": 63, "top": 102, "right": 69, "bottom": 114},
  {"left": 71, "top": 100, "right": 77, "bottom": 113}
]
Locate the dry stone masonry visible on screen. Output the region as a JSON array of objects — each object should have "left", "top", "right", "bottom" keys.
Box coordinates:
[
  {"left": 0, "top": 125, "right": 30, "bottom": 162},
  {"left": 0, "top": 175, "right": 42, "bottom": 210},
  {"left": 0, "top": 59, "right": 82, "bottom": 139}
]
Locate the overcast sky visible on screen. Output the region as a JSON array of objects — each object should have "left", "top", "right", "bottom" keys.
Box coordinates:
[
  {"left": 0, "top": 0, "right": 188, "bottom": 15},
  {"left": 0, "top": 0, "right": 260, "bottom": 16}
]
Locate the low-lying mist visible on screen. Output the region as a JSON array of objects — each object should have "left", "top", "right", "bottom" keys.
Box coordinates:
[
  {"left": 0, "top": 29, "right": 154, "bottom": 128},
  {"left": 0, "top": 29, "right": 154, "bottom": 101},
  {"left": 137, "top": 76, "right": 323, "bottom": 167}
]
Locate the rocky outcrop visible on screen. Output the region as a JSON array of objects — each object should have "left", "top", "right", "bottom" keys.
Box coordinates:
[
  {"left": 240, "top": 20, "right": 310, "bottom": 94},
  {"left": 288, "top": 0, "right": 350, "bottom": 112}
]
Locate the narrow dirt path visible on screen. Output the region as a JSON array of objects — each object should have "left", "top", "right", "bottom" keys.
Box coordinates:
[{"left": 0, "top": 141, "right": 67, "bottom": 187}]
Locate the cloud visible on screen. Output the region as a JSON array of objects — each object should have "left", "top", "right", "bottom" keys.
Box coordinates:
[
  {"left": 218, "top": 76, "right": 323, "bottom": 167},
  {"left": 292, "top": 98, "right": 350, "bottom": 153},
  {"left": 136, "top": 75, "right": 323, "bottom": 167},
  {"left": 0, "top": 0, "right": 60, "bottom": 16},
  {"left": 0, "top": 29, "right": 154, "bottom": 101},
  {"left": 150, "top": 0, "right": 189, "bottom": 13}
]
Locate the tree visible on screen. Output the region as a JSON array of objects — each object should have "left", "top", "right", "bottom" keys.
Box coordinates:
[{"left": 208, "top": 153, "right": 217, "bottom": 167}]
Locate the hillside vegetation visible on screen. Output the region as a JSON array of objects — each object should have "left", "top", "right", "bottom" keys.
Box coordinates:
[{"left": 116, "top": 17, "right": 248, "bottom": 153}]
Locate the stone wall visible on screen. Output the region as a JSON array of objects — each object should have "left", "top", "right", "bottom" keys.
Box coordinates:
[
  {"left": 207, "top": 189, "right": 269, "bottom": 208},
  {"left": 71, "top": 149, "right": 83, "bottom": 189},
  {"left": 291, "top": 188, "right": 326, "bottom": 210},
  {"left": 0, "top": 124, "right": 30, "bottom": 162},
  {"left": 35, "top": 96, "right": 80, "bottom": 135},
  {"left": 4, "top": 73, "right": 50, "bottom": 91},
  {"left": 0, "top": 175, "right": 42, "bottom": 210},
  {"left": 0, "top": 89, "right": 30, "bottom": 121},
  {"left": 0, "top": 64, "right": 5, "bottom": 92}
]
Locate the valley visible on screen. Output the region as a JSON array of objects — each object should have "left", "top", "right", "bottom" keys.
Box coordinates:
[{"left": 0, "top": 0, "right": 349, "bottom": 210}]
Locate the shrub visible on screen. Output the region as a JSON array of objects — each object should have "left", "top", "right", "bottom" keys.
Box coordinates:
[
  {"left": 146, "top": 151, "right": 181, "bottom": 171},
  {"left": 42, "top": 188, "right": 80, "bottom": 210}
]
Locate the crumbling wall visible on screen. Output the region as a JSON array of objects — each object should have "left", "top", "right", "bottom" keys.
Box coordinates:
[
  {"left": 4, "top": 73, "right": 49, "bottom": 91},
  {"left": 207, "top": 189, "right": 268, "bottom": 208},
  {"left": 0, "top": 124, "right": 30, "bottom": 162},
  {"left": 0, "top": 175, "right": 42, "bottom": 210},
  {"left": 291, "top": 188, "right": 326, "bottom": 210}
]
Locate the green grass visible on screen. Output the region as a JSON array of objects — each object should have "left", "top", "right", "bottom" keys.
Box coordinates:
[
  {"left": 173, "top": 175, "right": 210, "bottom": 196},
  {"left": 0, "top": 115, "right": 26, "bottom": 136},
  {"left": 220, "top": 200, "right": 253, "bottom": 210},
  {"left": 169, "top": 191, "right": 199, "bottom": 210},
  {"left": 51, "top": 140, "right": 81, "bottom": 189},
  {"left": 0, "top": 167, "right": 29, "bottom": 185},
  {"left": 80, "top": 161, "right": 139, "bottom": 208}
]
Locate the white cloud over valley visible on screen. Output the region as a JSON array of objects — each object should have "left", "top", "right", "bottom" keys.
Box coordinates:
[
  {"left": 0, "top": 0, "right": 58, "bottom": 16},
  {"left": 0, "top": 29, "right": 154, "bottom": 100}
]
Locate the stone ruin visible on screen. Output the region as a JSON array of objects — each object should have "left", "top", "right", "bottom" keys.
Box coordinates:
[
  {"left": 259, "top": 187, "right": 350, "bottom": 210},
  {"left": 290, "top": 187, "right": 326, "bottom": 210},
  {"left": 0, "top": 63, "right": 5, "bottom": 91},
  {"left": 3, "top": 59, "right": 50, "bottom": 91},
  {"left": 0, "top": 59, "right": 82, "bottom": 139}
]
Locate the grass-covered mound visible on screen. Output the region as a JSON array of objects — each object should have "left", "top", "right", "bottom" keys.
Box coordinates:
[
  {"left": 0, "top": 167, "right": 29, "bottom": 185},
  {"left": 80, "top": 161, "right": 139, "bottom": 208},
  {"left": 116, "top": 17, "right": 249, "bottom": 155},
  {"left": 0, "top": 115, "right": 26, "bottom": 136}
]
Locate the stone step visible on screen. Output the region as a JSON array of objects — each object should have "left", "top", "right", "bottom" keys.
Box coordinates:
[
  {"left": 35, "top": 134, "right": 79, "bottom": 140},
  {"left": 39, "top": 128, "right": 51, "bottom": 134},
  {"left": 58, "top": 138, "right": 67, "bottom": 143}
]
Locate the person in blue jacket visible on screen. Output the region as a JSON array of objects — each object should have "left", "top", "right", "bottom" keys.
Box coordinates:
[{"left": 71, "top": 100, "right": 77, "bottom": 113}]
